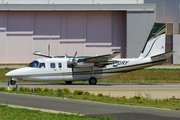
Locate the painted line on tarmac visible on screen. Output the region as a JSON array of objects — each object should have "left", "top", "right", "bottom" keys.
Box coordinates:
[{"left": 0, "top": 103, "right": 84, "bottom": 116}]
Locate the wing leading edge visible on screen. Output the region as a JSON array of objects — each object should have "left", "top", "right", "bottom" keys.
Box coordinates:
[{"left": 78, "top": 52, "right": 120, "bottom": 67}]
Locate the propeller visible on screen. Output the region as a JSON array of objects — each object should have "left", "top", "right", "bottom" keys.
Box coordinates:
[
  {"left": 72, "top": 51, "right": 77, "bottom": 78},
  {"left": 72, "top": 51, "right": 77, "bottom": 63},
  {"left": 66, "top": 51, "right": 78, "bottom": 78}
]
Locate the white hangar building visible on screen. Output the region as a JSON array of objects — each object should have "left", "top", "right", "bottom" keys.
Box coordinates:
[{"left": 0, "top": 0, "right": 179, "bottom": 64}]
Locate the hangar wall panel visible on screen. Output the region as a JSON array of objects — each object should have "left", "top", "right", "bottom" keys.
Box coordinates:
[
  {"left": 6, "top": 36, "right": 33, "bottom": 63},
  {"left": 33, "top": 40, "right": 60, "bottom": 60},
  {"left": 0, "top": 32, "right": 6, "bottom": 62},
  {"left": 60, "top": 12, "right": 86, "bottom": 39},
  {"left": 112, "top": 11, "right": 126, "bottom": 58},
  {"left": 0, "top": 12, "right": 6, "bottom": 28},
  {"left": 0, "top": 11, "right": 127, "bottom": 63},
  {"left": 86, "top": 11, "right": 111, "bottom": 43},
  {"left": 127, "top": 11, "right": 156, "bottom": 58},
  {"left": 173, "top": 35, "right": 180, "bottom": 64},
  {"left": 60, "top": 40, "right": 86, "bottom": 56},
  {"left": 0, "top": 12, "right": 6, "bottom": 62},
  {"left": 33, "top": 12, "right": 60, "bottom": 35},
  {"left": 145, "top": 0, "right": 180, "bottom": 34},
  {"left": 86, "top": 47, "right": 112, "bottom": 56},
  {"left": 7, "top": 12, "right": 33, "bottom": 31}
]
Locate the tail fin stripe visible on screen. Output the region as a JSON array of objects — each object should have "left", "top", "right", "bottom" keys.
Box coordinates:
[
  {"left": 144, "top": 37, "right": 159, "bottom": 58},
  {"left": 152, "top": 28, "right": 165, "bottom": 41},
  {"left": 141, "top": 23, "right": 166, "bottom": 53}
]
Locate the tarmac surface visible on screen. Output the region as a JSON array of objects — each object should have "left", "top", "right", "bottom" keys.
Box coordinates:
[
  {"left": 0, "top": 92, "right": 180, "bottom": 120},
  {"left": 1, "top": 83, "right": 180, "bottom": 99}
]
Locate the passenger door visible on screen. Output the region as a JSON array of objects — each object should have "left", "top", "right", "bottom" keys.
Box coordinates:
[{"left": 48, "top": 62, "right": 64, "bottom": 80}]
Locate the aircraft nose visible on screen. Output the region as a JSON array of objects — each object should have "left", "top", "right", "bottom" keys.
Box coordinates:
[
  {"left": 5, "top": 71, "right": 14, "bottom": 77},
  {"left": 5, "top": 68, "right": 30, "bottom": 78},
  {"left": 5, "top": 69, "right": 21, "bottom": 77}
]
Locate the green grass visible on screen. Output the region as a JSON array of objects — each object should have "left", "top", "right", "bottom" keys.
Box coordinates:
[
  {"left": 2, "top": 68, "right": 180, "bottom": 83},
  {"left": 99, "top": 69, "right": 180, "bottom": 83},
  {"left": 1, "top": 87, "right": 180, "bottom": 110},
  {"left": 0, "top": 105, "right": 112, "bottom": 120}
]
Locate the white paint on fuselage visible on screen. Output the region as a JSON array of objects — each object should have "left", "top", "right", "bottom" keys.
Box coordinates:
[{"left": 5, "top": 56, "right": 165, "bottom": 82}]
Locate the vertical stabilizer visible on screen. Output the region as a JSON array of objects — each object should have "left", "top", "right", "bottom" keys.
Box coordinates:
[{"left": 139, "top": 23, "right": 166, "bottom": 58}]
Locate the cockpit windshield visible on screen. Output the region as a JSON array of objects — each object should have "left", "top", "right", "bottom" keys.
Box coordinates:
[{"left": 28, "top": 61, "right": 40, "bottom": 68}]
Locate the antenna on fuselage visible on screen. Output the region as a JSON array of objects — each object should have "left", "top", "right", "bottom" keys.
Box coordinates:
[
  {"left": 48, "top": 44, "right": 50, "bottom": 56},
  {"left": 65, "top": 53, "right": 69, "bottom": 58}
]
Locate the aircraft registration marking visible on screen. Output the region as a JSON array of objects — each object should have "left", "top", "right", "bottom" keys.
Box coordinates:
[{"left": 116, "top": 61, "right": 129, "bottom": 65}]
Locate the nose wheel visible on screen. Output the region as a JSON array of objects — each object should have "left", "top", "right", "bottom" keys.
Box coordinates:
[
  {"left": 10, "top": 80, "right": 16, "bottom": 85},
  {"left": 89, "top": 77, "right": 97, "bottom": 85}
]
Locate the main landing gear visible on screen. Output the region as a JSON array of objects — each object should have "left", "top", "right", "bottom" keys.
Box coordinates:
[
  {"left": 89, "top": 77, "right": 97, "bottom": 85},
  {"left": 10, "top": 80, "right": 16, "bottom": 85},
  {"left": 65, "top": 81, "right": 73, "bottom": 85}
]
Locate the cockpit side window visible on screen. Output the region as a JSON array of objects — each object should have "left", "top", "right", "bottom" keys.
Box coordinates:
[
  {"left": 58, "top": 63, "right": 62, "bottom": 68},
  {"left": 39, "top": 63, "right": 45, "bottom": 68},
  {"left": 28, "top": 61, "right": 40, "bottom": 68},
  {"left": 50, "top": 63, "right": 56, "bottom": 68}
]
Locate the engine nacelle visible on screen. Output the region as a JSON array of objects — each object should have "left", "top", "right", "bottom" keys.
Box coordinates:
[{"left": 76, "top": 62, "right": 94, "bottom": 68}]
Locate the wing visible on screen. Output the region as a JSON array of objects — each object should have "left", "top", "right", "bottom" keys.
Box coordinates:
[{"left": 78, "top": 52, "right": 120, "bottom": 67}]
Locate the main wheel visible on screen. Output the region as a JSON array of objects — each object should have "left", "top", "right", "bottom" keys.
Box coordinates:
[
  {"left": 89, "top": 77, "right": 97, "bottom": 85},
  {"left": 10, "top": 80, "right": 16, "bottom": 85},
  {"left": 65, "top": 81, "right": 73, "bottom": 84}
]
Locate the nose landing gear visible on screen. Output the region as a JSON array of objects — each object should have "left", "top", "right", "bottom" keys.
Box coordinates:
[
  {"left": 10, "top": 78, "right": 17, "bottom": 85},
  {"left": 10, "top": 80, "right": 16, "bottom": 85}
]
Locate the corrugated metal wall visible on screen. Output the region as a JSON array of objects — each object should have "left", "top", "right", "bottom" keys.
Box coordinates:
[
  {"left": 145, "top": 0, "right": 180, "bottom": 34},
  {"left": 0, "top": 11, "right": 126, "bottom": 63},
  {"left": 127, "top": 10, "right": 156, "bottom": 58},
  {"left": 145, "top": 0, "right": 180, "bottom": 64}
]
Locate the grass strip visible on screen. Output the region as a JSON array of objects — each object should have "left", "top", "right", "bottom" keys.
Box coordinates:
[
  {"left": 0, "top": 104, "right": 113, "bottom": 120},
  {"left": 1, "top": 87, "right": 180, "bottom": 110}
]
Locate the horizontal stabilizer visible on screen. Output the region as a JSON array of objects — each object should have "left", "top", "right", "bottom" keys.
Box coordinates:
[
  {"left": 33, "top": 51, "right": 53, "bottom": 58},
  {"left": 151, "top": 51, "right": 175, "bottom": 61}
]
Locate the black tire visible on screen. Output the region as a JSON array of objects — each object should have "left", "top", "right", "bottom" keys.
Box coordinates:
[
  {"left": 10, "top": 80, "right": 16, "bottom": 85},
  {"left": 65, "top": 81, "right": 73, "bottom": 84},
  {"left": 89, "top": 77, "right": 97, "bottom": 85}
]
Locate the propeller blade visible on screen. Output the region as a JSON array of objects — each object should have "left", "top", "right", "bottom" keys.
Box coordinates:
[
  {"left": 72, "top": 65, "right": 74, "bottom": 78},
  {"left": 73, "top": 51, "right": 77, "bottom": 61}
]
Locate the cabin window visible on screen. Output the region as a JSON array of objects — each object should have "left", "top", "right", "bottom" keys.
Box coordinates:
[
  {"left": 58, "top": 63, "right": 62, "bottom": 68},
  {"left": 39, "top": 63, "right": 45, "bottom": 68},
  {"left": 50, "top": 63, "right": 56, "bottom": 68},
  {"left": 28, "top": 61, "right": 40, "bottom": 68}
]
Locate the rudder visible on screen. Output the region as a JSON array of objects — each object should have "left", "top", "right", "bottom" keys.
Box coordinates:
[{"left": 139, "top": 23, "right": 166, "bottom": 58}]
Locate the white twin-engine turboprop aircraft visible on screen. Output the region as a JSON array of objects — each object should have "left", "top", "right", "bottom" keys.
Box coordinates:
[{"left": 6, "top": 23, "right": 175, "bottom": 85}]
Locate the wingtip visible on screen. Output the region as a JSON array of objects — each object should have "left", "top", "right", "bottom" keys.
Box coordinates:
[
  {"left": 33, "top": 51, "right": 41, "bottom": 55},
  {"left": 113, "top": 52, "right": 121, "bottom": 54}
]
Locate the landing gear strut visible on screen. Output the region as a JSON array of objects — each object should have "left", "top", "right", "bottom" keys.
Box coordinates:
[
  {"left": 65, "top": 81, "right": 73, "bottom": 85},
  {"left": 10, "top": 80, "right": 16, "bottom": 85},
  {"left": 89, "top": 77, "right": 97, "bottom": 85}
]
